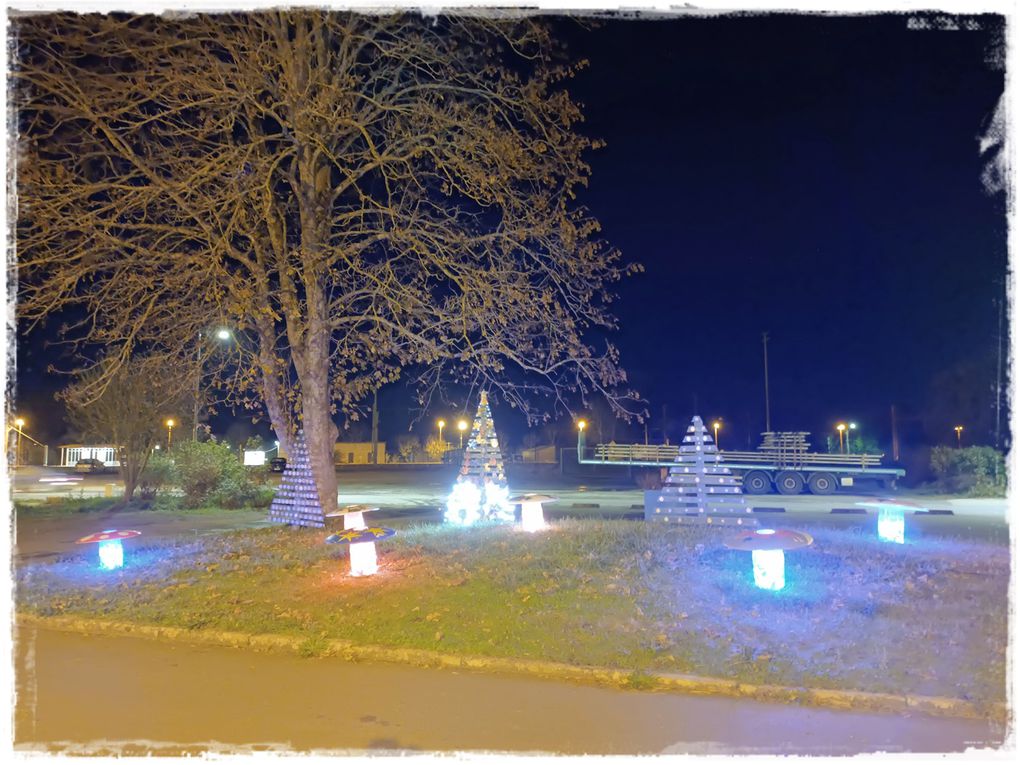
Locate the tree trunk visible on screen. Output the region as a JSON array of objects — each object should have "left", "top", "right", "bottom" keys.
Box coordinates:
[{"left": 300, "top": 361, "right": 339, "bottom": 515}]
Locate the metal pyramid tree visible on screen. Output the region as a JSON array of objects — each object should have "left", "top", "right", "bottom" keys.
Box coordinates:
[
  {"left": 268, "top": 429, "right": 326, "bottom": 528},
  {"left": 645, "top": 415, "right": 756, "bottom": 527},
  {"left": 445, "top": 391, "right": 512, "bottom": 525}
]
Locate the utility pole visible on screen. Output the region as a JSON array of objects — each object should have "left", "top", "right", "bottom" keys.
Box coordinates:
[
  {"left": 890, "top": 404, "right": 900, "bottom": 462},
  {"left": 762, "top": 332, "right": 771, "bottom": 433},
  {"left": 995, "top": 291, "right": 1004, "bottom": 450},
  {"left": 371, "top": 389, "right": 379, "bottom": 464}
]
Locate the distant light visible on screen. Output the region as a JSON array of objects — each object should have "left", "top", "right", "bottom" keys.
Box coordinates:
[
  {"left": 166, "top": 419, "right": 175, "bottom": 428},
  {"left": 577, "top": 420, "right": 587, "bottom": 431},
  {"left": 14, "top": 417, "right": 25, "bottom": 428},
  {"left": 849, "top": 422, "right": 857, "bottom": 430},
  {"left": 457, "top": 420, "right": 468, "bottom": 432},
  {"left": 836, "top": 423, "right": 846, "bottom": 432},
  {"left": 216, "top": 328, "right": 231, "bottom": 341}
]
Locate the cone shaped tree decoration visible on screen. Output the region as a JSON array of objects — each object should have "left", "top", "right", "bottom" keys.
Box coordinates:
[
  {"left": 446, "top": 391, "right": 512, "bottom": 525},
  {"left": 268, "top": 429, "right": 326, "bottom": 528},
  {"left": 645, "top": 415, "right": 756, "bottom": 527}
]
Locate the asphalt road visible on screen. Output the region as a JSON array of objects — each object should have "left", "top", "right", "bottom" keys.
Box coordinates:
[{"left": 13, "top": 625, "right": 1007, "bottom": 756}]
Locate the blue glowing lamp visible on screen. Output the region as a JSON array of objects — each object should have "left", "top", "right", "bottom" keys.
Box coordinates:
[
  {"left": 856, "top": 499, "right": 925, "bottom": 544},
  {"left": 725, "top": 528, "right": 813, "bottom": 591},
  {"left": 76, "top": 529, "right": 141, "bottom": 570}
]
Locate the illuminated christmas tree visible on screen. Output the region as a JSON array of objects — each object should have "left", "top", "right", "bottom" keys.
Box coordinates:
[
  {"left": 645, "top": 415, "right": 755, "bottom": 527},
  {"left": 268, "top": 430, "right": 326, "bottom": 528},
  {"left": 446, "top": 391, "right": 512, "bottom": 525}
]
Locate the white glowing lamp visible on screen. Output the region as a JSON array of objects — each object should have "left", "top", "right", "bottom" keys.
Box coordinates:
[
  {"left": 857, "top": 499, "right": 925, "bottom": 545},
  {"left": 326, "top": 525, "right": 395, "bottom": 577},
  {"left": 509, "top": 493, "right": 557, "bottom": 533},
  {"left": 327, "top": 504, "right": 382, "bottom": 576},
  {"left": 725, "top": 528, "right": 813, "bottom": 591},
  {"left": 446, "top": 480, "right": 483, "bottom": 526},
  {"left": 76, "top": 529, "right": 142, "bottom": 570}
]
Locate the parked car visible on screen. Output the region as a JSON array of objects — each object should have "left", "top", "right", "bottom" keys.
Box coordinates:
[
  {"left": 270, "top": 457, "right": 287, "bottom": 473},
  {"left": 75, "top": 458, "right": 111, "bottom": 474}
]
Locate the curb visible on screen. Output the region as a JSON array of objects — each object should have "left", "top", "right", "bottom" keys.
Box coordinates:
[{"left": 16, "top": 613, "right": 1005, "bottom": 723}]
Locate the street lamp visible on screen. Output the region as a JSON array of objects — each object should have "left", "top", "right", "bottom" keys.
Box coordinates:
[
  {"left": 576, "top": 419, "right": 587, "bottom": 459},
  {"left": 457, "top": 419, "right": 468, "bottom": 448},
  {"left": 954, "top": 425, "right": 963, "bottom": 448},
  {"left": 836, "top": 423, "right": 846, "bottom": 454},
  {"left": 14, "top": 417, "right": 25, "bottom": 468},
  {"left": 712, "top": 419, "right": 722, "bottom": 448},
  {"left": 166, "top": 418, "right": 175, "bottom": 450},
  {"left": 193, "top": 328, "right": 233, "bottom": 441},
  {"left": 437, "top": 419, "right": 446, "bottom": 449},
  {"left": 848, "top": 422, "right": 857, "bottom": 454}
]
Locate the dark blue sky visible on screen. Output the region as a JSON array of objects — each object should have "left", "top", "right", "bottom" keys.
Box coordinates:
[{"left": 13, "top": 11, "right": 1008, "bottom": 451}]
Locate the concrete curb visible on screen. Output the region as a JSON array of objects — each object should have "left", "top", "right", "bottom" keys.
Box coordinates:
[{"left": 17, "top": 612, "right": 1006, "bottom": 723}]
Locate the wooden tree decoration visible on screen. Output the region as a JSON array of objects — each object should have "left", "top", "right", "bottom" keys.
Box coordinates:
[
  {"left": 268, "top": 430, "right": 326, "bottom": 528},
  {"left": 645, "top": 415, "right": 756, "bottom": 527},
  {"left": 446, "top": 392, "right": 512, "bottom": 525}
]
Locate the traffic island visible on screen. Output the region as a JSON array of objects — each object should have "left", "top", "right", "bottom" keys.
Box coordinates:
[{"left": 14, "top": 519, "right": 1009, "bottom": 720}]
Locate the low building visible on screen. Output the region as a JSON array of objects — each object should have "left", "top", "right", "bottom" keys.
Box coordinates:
[
  {"left": 58, "top": 444, "right": 121, "bottom": 467},
  {"left": 334, "top": 442, "right": 386, "bottom": 465}
]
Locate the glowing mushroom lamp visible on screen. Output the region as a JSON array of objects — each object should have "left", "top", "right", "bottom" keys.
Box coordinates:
[
  {"left": 509, "top": 493, "right": 556, "bottom": 533},
  {"left": 325, "top": 526, "right": 395, "bottom": 577},
  {"left": 725, "top": 528, "right": 813, "bottom": 591},
  {"left": 76, "top": 529, "right": 142, "bottom": 570},
  {"left": 325, "top": 504, "right": 385, "bottom": 576},
  {"left": 856, "top": 499, "right": 925, "bottom": 545}
]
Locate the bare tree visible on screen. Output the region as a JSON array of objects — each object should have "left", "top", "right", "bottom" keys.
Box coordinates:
[
  {"left": 14, "top": 11, "right": 641, "bottom": 514},
  {"left": 60, "top": 353, "right": 193, "bottom": 501}
]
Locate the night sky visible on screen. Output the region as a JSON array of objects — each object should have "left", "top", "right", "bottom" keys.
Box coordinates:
[{"left": 12, "top": 10, "right": 1008, "bottom": 454}]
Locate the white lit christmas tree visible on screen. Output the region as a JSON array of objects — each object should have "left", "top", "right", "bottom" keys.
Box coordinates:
[
  {"left": 268, "top": 430, "right": 326, "bottom": 528},
  {"left": 446, "top": 391, "right": 512, "bottom": 525},
  {"left": 645, "top": 415, "right": 755, "bottom": 527}
]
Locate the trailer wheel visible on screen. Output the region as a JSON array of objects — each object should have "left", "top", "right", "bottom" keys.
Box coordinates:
[
  {"left": 775, "top": 471, "right": 805, "bottom": 495},
  {"left": 742, "top": 471, "right": 772, "bottom": 494},
  {"left": 807, "top": 472, "right": 837, "bottom": 495}
]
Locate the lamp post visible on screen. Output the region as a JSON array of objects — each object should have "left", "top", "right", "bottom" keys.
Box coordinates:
[
  {"left": 712, "top": 419, "right": 722, "bottom": 448},
  {"left": 954, "top": 425, "right": 963, "bottom": 448},
  {"left": 166, "top": 419, "right": 175, "bottom": 450},
  {"left": 836, "top": 423, "right": 846, "bottom": 454},
  {"left": 848, "top": 422, "right": 857, "bottom": 454},
  {"left": 437, "top": 419, "right": 446, "bottom": 450},
  {"left": 576, "top": 419, "right": 587, "bottom": 460},
  {"left": 457, "top": 419, "right": 467, "bottom": 448},
  {"left": 14, "top": 417, "right": 25, "bottom": 468},
  {"left": 193, "top": 328, "right": 233, "bottom": 441}
]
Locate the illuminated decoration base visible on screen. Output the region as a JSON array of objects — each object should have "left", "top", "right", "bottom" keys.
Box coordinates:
[
  {"left": 645, "top": 415, "right": 755, "bottom": 527},
  {"left": 521, "top": 503, "right": 547, "bottom": 533},
  {"left": 268, "top": 429, "right": 326, "bottom": 528},
  {"left": 98, "top": 539, "right": 124, "bottom": 570},
  {"left": 752, "top": 548, "right": 785, "bottom": 590},
  {"left": 446, "top": 392, "right": 512, "bottom": 525},
  {"left": 348, "top": 542, "right": 378, "bottom": 577},
  {"left": 877, "top": 507, "right": 906, "bottom": 544}
]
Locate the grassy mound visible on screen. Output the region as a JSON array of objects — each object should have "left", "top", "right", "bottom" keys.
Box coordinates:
[{"left": 16, "top": 519, "right": 1009, "bottom": 705}]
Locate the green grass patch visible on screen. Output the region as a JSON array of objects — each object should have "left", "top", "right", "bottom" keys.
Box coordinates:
[{"left": 15, "top": 519, "right": 1009, "bottom": 705}]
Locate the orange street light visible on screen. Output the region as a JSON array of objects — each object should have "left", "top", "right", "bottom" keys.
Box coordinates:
[
  {"left": 14, "top": 417, "right": 25, "bottom": 468},
  {"left": 712, "top": 419, "right": 722, "bottom": 448},
  {"left": 576, "top": 419, "right": 587, "bottom": 459},
  {"left": 954, "top": 425, "right": 963, "bottom": 448},
  {"left": 457, "top": 419, "right": 468, "bottom": 448},
  {"left": 437, "top": 419, "right": 446, "bottom": 448},
  {"left": 836, "top": 423, "right": 847, "bottom": 454},
  {"left": 166, "top": 418, "right": 175, "bottom": 450}
]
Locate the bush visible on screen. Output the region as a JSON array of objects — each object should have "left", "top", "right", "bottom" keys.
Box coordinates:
[
  {"left": 171, "top": 440, "right": 261, "bottom": 508},
  {"left": 930, "top": 446, "right": 1007, "bottom": 497},
  {"left": 138, "top": 452, "right": 176, "bottom": 500}
]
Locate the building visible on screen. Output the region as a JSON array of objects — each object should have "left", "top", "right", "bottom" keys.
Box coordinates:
[
  {"left": 58, "top": 444, "right": 121, "bottom": 467},
  {"left": 334, "top": 442, "right": 386, "bottom": 465}
]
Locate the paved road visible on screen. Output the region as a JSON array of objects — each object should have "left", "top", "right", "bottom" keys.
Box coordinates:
[{"left": 13, "top": 626, "right": 1007, "bottom": 756}]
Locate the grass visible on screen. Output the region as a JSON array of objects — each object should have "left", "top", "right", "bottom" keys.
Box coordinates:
[{"left": 14, "top": 518, "right": 1009, "bottom": 706}]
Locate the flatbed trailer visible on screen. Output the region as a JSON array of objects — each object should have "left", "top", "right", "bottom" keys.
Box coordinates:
[{"left": 580, "top": 437, "right": 905, "bottom": 495}]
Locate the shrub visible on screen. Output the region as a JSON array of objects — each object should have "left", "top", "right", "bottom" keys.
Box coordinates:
[
  {"left": 138, "top": 452, "right": 176, "bottom": 500},
  {"left": 930, "top": 446, "right": 1007, "bottom": 497},
  {"left": 171, "top": 440, "right": 260, "bottom": 508}
]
